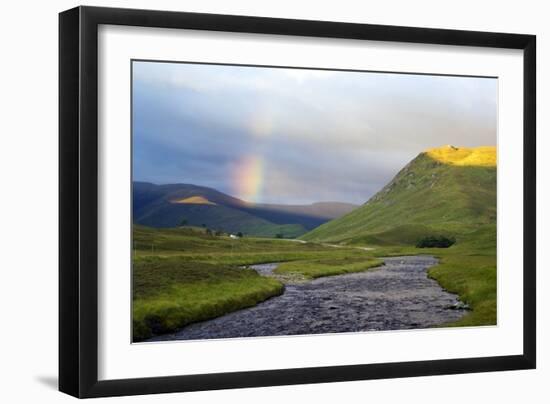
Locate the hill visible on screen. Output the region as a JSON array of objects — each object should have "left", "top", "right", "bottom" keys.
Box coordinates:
[
  {"left": 133, "top": 182, "right": 357, "bottom": 238},
  {"left": 301, "top": 145, "right": 496, "bottom": 246}
]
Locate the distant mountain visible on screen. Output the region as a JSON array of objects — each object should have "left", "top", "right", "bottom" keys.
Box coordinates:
[
  {"left": 301, "top": 145, "right": 497, "bottom": 245},
  {"left": 133, "top": 182, "right": 357, "bottom": 238},
  {"left": 254, "top": 201, "right": 360, "bottom": 220}
]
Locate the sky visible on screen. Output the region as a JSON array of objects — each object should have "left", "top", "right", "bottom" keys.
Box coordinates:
[{"left": 132, "top": 61, "right": 497, "bottom": 205}]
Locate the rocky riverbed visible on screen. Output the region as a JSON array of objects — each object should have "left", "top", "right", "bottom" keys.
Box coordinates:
[{"left": 147, "top": 255, "right": 467, "bottom": 341}]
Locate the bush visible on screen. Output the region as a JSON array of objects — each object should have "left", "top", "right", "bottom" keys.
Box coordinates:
[{"left": 416, "top": 235, "right": 456, "bottom": 248}]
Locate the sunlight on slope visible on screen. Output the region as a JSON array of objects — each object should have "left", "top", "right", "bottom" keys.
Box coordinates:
[
  {"left": 170, "top": 196, "right": 217, "bottom": 205},
  {"left": 426, "top": 145, "right": 496, "bottom": 167}
]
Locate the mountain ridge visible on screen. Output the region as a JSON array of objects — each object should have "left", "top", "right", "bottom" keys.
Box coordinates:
[
  {"left": 301, "top": 145, "right": 496, "bottom": 245},
  {"left": 133, "top": 181, "right": 357, "bottom": 237}
]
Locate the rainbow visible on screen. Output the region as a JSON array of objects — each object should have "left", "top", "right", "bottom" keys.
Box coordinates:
[{"left": 231, "top": 155, "right": 264, "bottom": 203}]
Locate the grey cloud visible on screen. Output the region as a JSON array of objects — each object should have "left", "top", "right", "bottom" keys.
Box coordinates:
[{"left": 132, "top": 61, "right": 496, "bottom": 205}]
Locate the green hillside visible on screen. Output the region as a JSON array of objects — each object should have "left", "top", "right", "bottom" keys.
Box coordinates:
[
  {"left": 136, "top": 202, "right": 307, "bottom": 238},
  {"left": 302, "top": 145, "right": 496, "bottom": 246}
]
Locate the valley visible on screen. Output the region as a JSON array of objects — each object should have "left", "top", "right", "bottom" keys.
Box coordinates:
[{"left": 133, "top": 146, "right": 497, "bottom": 342}]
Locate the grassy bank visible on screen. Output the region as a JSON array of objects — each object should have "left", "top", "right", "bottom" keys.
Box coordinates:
[
  {"left": 427, "top": 254, "right": 496, "bottom": 326},
  {"left": 133, "top": 258, "right": 284, "bottom": 341},
  {"left": 275, "top": 257, "right": 382, "bottom": 279},
  {"left": 366, "top": 248, "right": 496, "bottom": 327},
  {"left": 367, "top": 225, "right": 497, "bottom": 327},
  {"left": 427, "top": 225, "right": 496, "bottom": 326}
]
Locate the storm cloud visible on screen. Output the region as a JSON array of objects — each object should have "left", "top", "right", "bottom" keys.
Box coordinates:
[{"left": 132, "top": 61, "right": 497, "bottom": 205}]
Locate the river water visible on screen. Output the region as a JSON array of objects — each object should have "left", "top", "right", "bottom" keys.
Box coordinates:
[{"left": 147, "top": 255, "right": 467, "bottom": 341}]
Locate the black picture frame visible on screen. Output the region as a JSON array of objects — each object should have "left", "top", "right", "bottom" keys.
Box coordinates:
[{"left": 59, "top": 5, "right": 536, "bottom": 398}]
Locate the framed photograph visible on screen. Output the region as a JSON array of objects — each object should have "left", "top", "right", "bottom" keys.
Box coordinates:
[{"left": 59, "top": 6, "right": 536, "bottom": 398}]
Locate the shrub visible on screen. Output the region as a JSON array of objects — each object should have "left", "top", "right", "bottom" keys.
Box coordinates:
[{"left": 416, "top": 235, "right": 456, "bottom": 248}]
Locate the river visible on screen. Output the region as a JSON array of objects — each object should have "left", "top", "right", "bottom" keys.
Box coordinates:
[{"left": 147, "top": 255, "right": 467, "bottom": 341}]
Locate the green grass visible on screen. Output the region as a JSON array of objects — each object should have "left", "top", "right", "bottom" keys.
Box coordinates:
[
  {"left": 133, "top": 224, "right": 326, "bottom": 255},
  {"left": 429, "top": 224, "right": 496, "bottom": 326},
  {"left": 275, "top": 257, "right": 382, "bottom": 279},
  {"left": 368, "top": 224, "right": 497, "bottom": 327},
  {"left": 133, "top": 257, "right": 285, "bottom": 341},
  {"left": 428, "top": 254, "right": 496, "bottom": 326}
]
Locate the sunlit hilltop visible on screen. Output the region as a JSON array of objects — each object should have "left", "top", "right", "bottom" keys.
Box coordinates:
[
  {"left": 170, "top": 196, "right": 217, "bottom": 205},
  {"left": 425, "top": 145, "right": 496, "bottom": 167},
  {"left": 302, "top": 144, "right": 497, "bottom": 244}
]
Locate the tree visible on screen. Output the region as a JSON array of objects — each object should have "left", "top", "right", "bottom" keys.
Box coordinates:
[
  {"left": 215, "top": 230, "right": 224, "bottom": 236},
  {"left": 205, "top": 228, "right": 213, "bottom": 236},
  {"left": 179, "top": 218, "right": 188, "bottom": 227},
  {"left": 416, "top": 235, "right": 456, "bottom": 248},
  {"left": 236, "top": 232, "right": 243, "bottom": 238},
  {"left": 276, "top": 233, "right": 284, "bottom": 239}
]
